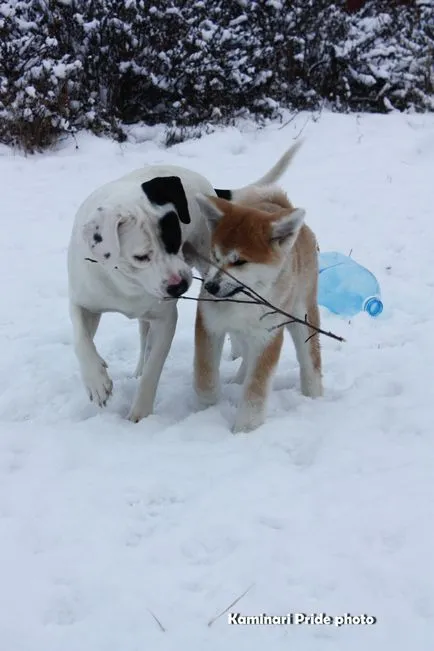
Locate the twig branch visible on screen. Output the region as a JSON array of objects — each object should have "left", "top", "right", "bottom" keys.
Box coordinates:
[
  {"left": 207, "top": 584, "right": 255, "bottom": 628},
  {"left": 278, "top": 111, "right": 299, "bottom": 131},
  {"left": 147, "top": 608, "right": 166, "bottom": 633},
  {"left": 174, "top": 296, "right": 258, "bottom": 305},
  {"left": 191, "top": 250, "right": 345, "bottom": 343},
  {"left": 305, "top": 331, "right": 319, "bottom": 344},
  {"left": 293, "top": 113, "right": 311, "bottom": 141}
]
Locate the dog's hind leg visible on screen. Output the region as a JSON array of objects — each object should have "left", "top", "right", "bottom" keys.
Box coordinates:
[
  {"left": 134, "top": 319, "right": 150, "bottom": 378},
  {"left": 229, "top": 335, "right": 247, "bottom": 383},
  {"left": 69, "top": 302, "right": 113, "bottom": 407},
  {"left": 229, "top": 333, "right": 243, "bottom": 361},
  {"left": 286, "top": 301, "right": 322, "bottom": 398},
  {"left": 128, "top": 305, "right": 178, "bottom": 422}
]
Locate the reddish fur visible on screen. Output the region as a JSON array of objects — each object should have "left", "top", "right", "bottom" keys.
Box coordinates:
[{"left": 209, "top": 196, "right": 292, "bottom": 265}]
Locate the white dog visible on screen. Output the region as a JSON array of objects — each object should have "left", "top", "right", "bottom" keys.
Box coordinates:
[{"left": 67, "top": 145, "right": 300, "bottom": 422}]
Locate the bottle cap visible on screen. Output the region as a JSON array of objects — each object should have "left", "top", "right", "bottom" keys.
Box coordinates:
[{"left": 364, "top": 296, "right": 383, "bottom": 317}]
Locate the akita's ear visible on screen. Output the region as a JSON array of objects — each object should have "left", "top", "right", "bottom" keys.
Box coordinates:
[
  {"left": 195, "top": 194, "right": 225, "bottom": 228},
  {"left": 82, "top": 208, "right": 136, "bottom": 265},
  {"left": 270, "top": 208, "right": 305, "bottom": 246}
]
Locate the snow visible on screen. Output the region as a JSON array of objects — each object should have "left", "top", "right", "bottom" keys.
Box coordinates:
[{"left": 0, "top": 111, "right": 433, "bottom": 649}]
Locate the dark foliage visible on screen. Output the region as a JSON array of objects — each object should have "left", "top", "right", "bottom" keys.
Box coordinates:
[{"left": 0, "top": 0, "right": 432, "bottom": 152}]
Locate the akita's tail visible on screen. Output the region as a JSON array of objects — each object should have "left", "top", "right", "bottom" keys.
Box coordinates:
[{"left": 214, "top": 140, "right": 302, "bottom": 201}]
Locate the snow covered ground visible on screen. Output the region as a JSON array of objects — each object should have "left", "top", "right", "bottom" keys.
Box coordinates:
[{"left": 0, "top": 112, "right": 433, "bottom": 650}]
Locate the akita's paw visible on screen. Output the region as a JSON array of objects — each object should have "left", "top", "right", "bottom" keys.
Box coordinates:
[
  {"left": 195, "top": 386, "right": 220, "bottom": 408},
  {"left": 300, "top": 373, "right": 323, "bottom": 398},
  {"left": 83, "top": 360, "right": 113, "bottom": 407},
  {"left": 232, "top": 404, "right": 265, "bottom": 434},
  {"left": 127, "top": 401, "right": 153, "bottom": 423}
]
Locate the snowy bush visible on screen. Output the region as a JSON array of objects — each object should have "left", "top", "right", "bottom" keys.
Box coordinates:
[
  {"left": 336, "top": 0, "right": 434, "bottom": 113},
  {"left": 0, "top": 1, "right": 82, "bottom": 151},
  {"left": 0, "top": 0, "right": 432, "bottom": 152}
]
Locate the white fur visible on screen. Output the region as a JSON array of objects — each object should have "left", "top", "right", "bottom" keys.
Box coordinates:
[{"left": 68, "top": 148, "right": 301, "bottom": 421}]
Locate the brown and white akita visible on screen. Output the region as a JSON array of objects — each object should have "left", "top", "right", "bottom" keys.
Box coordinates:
[{"left": 193, "top": 185, "right": 323, "bottom": 433}]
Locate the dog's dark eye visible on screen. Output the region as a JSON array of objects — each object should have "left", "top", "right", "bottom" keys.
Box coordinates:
[
  {"left": 133, "top": 253, "right": 151, "bottom": 262},
  {"left": 232, "top": 259, "right": 247, "bottom": 267}
]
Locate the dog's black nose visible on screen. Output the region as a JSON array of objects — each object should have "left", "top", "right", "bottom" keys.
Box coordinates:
[
  {"left": 167, "top": 278, "right": 189, "bottom": 298},
  {"left": 204, "top": 280, "right": 220, "bottom": 295}
]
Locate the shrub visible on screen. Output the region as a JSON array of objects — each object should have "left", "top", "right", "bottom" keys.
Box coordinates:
[{"left": 0, "top": 0, "right": 432, "bottom": 152}]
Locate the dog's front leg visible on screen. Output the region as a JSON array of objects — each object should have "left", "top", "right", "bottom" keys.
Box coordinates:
[
  {"left": 194, "top": 305, "right": 224, "bottom": 407},
  {"left": 232, "top": 330, "right": 283, "bottom": 433},
  {"left": 128, "top": 305, "right": 178, "bottom": 423},
  {"left": 134, "top": 319, "right": 150, "bottom": 378},
  {"left": 69, "top": 302, "right": 113, "bottom": 407}
]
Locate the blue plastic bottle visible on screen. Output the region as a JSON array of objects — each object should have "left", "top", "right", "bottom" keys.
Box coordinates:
[{"left": 317, "top": 251, "right": 383, "bottom": 318}]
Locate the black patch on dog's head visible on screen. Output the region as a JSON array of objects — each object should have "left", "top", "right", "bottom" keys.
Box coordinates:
[
  {"left": 159, "top": 210, "right": 182, "bottom": 254},
  {"left": 93, "top": 232, "right": 103, "bottom": 243},
  {"left": 141, "top": 176, "right": 190, "bottom": 224},
  {"left": 104, "top": 252, "right": 111, "bottom": 259},
  {"left": 214, "top": 188, "right": 232, "bottom": 200}
]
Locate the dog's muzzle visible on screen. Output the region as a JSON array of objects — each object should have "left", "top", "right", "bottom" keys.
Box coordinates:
[
  {"left": 204, "top": 280, "right": 220, "bottom": 296},
  {"left": 204, "top": 280, "right": 243, "bottom": 299},
  {"left": 167, "top": 276, "right": 189, "bottom": 298}
]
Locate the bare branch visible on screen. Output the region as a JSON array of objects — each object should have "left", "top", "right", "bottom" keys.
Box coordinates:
[
  {"left": 278, "top": 111, "right": 299, "bottom": 130},
  {"left": 268, "top": 319, "right": 298, "bottom": 331},
  {"left": 259, "top": 309, "right": 279, "bottom": 321},
  {"left": 207, "top": 584, "right": 255, "bottom": 628},
  {"left": 171, "top": 296, "right": 258, "bottom": 305},
  {"left": 147, "top": 608, "right": 166, "bottom": 633},
  {"left": 185, "top": 249, "right": 346, "bottom": 343}
]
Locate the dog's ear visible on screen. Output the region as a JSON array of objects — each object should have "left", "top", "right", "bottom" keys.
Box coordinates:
[
  {"left": 141, "top": 176, "right": 190, "bottom": 224},
  {"left": 195, "top": 194, "right": 226, "bottom": 228},
  {"left": 82, "top": 209, "right": 135, "bottom": 265},
  {"left": 270, "top": 208, "right": 305, "bottom": 246}
]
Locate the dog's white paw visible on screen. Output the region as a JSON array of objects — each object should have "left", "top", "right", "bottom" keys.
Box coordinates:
[
  {"left": 82, "top": 360, "right": 113, "bottom": 407},
  {"left": 232, "top": 404, "right": 264, "bottom": 434},
  {"left": 127, "top": 402, "right": 153, "bottom": 423},
  {"left": 300, "top": 373, "right": 323, "bottom": 398},
  {"left": 195, "top": 386, "right": 220, "bottom": 408}
]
